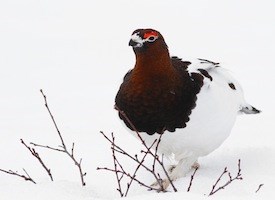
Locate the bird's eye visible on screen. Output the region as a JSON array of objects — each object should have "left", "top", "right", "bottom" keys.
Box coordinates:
[
  {"left": 147, "top": 36, "right": 157, "bottom": 42},
  {"left": 144, "top": 31, "right": 158, "bottom": 43}
]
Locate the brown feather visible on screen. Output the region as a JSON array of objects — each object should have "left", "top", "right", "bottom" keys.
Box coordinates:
[{"left": 115, "top": 29, "right": 204, "bottom": 135}]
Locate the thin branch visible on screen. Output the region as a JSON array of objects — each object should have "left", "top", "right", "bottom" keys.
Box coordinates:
[
  {"left": 32, "top": 89, "right": 86, "bottom": 186},
  {"left": 0, "top": 168, "right": 36, "bottom": 184},
  {"left": 99, "top": 106, "right": 178, "bottom": 195},
  {"left": 114, "top": 105, "right": 147, "bottom": 148},
  {"left": 99, "top": 130, "right": 177, "bottom": 195},
  {"left": 40, "top": 89, "right": 66, "bottom": 149},
  {"left": 187, "top": 167, "right": 198, "bottom": 192},
  {"left": 111, "top": 133, "right": 124, "bottom": 197},
  {"left": 21, "top": 139, "right": 53, "bottom": 181},
  {"left": 100, "top": 131, "right": 153, "bottom": 173},
  {"left": 152, "top": 131, "right": 177, "bottom": 192},
  {"left": 209, "top": 167, "right": 228, "bottom": 194},
  {"left": 99, "top": 131, "right": 161, "bottom": 186},
  {"left": 97, "top": 167, "right": 160, "bottom": 192},
  {"left": 30, "top": 142, "right": 64, "bottom": 152},
  {"left": 32, "top": 141, "right": 87, "bottom": 186},
  {"left": 114, "top": 106, "right": 177, "bottom": 192},
  {"left": 125, "top": 139, "right": 157, "bottom": 196},
  {"left": 99, "top": 131, "right": 167, "bottom": 195},
  {"left": 152, "top": 134, "right": 162, "bottom": 173},
  {"left": 209, "top": 159, "right": 242, "bottom": 196}
]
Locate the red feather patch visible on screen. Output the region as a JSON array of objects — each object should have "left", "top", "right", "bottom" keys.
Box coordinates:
[{"left": 144, "top": 31, "right": 158, "bottom": 39}]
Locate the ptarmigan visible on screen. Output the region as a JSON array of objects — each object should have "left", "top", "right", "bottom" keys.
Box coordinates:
[{"left": 115, "top": 28, "right": 260, "bottom": 187}]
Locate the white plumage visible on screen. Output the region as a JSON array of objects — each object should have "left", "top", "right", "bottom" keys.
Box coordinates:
[{"left": 131, "top": 58, "right": 259, "bottom": 180}]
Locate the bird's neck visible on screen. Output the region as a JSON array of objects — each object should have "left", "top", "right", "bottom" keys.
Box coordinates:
[{"left": 132, "top": 48, "right": 176, "bottom": 80}]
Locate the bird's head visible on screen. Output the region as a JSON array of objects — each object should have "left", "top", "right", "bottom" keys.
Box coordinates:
[{"left": 129, "top": 29, "right": 168, "bottom": 53}]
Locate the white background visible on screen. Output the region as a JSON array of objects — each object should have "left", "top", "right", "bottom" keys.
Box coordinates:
[{"left": 0, "top": 0, "right": 274, "bottom": 199}]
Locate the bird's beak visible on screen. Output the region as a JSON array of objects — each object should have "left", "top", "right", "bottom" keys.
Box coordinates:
[
  {"left": 129, "top": 33, "right": 143, "bottom": 48},
  {"left": 129, "top": 39, "right": 139, "bottom": 47}
]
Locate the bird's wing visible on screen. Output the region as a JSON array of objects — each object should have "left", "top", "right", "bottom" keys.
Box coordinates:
[
  {"left": 186, "top": 58, "right": 261, "bottom": 114},
  {"left": 186, "top": 58, "right": 220, "bottom": 86}
]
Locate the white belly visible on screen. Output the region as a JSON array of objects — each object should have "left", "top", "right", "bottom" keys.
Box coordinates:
[{"left": 137, "top": 70, "right": 241, "bottom": 160}]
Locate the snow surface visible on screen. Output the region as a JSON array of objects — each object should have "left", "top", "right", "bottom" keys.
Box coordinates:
[{"left": 0, "top": 0, "right": 274, "bottom": 199}]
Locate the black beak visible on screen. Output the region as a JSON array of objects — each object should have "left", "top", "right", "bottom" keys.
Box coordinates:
[{"left": 128, "top": 39, "right": 138, "bottom": 47}]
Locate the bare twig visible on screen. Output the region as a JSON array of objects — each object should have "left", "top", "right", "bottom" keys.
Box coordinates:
[
  {"left": 99, "top": 106, "right": 178, "bottom": 196},
  {"left": 125, "top": 139, "right": 157, "bottom": 196},
  {"left": 31, "top": 89, "right": 86, "bottom": 186},
  {"left": 187, "top": 167, "right": 198, "bottom": 192},
  {"left": 40, "top": 89, "right": 66, "bottom": 148},
  {"left": 209, "top": 159, "right": 242, "bottom": 196},
  {"left": 98, "top": 129, "right": 177, "bottom": 196},
  {"left": 152, "top": 129, "right": 164, "bottom": 174},
  {"left": 97, "top": 167, "right": 159, "bottom": 192},
  {"left": 255, "top": 184, "right": 264, "bottom": 193},
  {"left": 99, "top": 131, "right": 158, "bottom": 178},
  {"left": 0, "top": 168, "right": 36, "bottom": 184},
  {"left": 30, "top": 143, "right": 64, "bottom": 152},
  {"left": 114, "top": 105, "right": 177, "bottom": 192},
  {"left": 20, "top": 139, "right": 53, "bottom": 181},
  {"left": 111, "top": 133, "right": 124, "bottom": 197},
  {"left": 98, "top": 131, "right": 162, "bottom": 195},
  {"left": 153, "top": 132, "right": 177, "bottom": 192},
  {"left": 209, "top": 167, "right": 228, "bottom": 194}
]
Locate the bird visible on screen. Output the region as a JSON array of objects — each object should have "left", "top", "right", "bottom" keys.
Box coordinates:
[{"left": 115, "top": 28, "right": 260, "bottom": 189}]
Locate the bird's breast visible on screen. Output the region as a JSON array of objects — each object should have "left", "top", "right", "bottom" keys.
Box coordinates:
[{"left": 115, "top": 74, "right": 201, "bottom": 135}]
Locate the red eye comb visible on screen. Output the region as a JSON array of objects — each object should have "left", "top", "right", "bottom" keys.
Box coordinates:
[{"left": 144, "top": 31, "right": 158, "bottom": 39}]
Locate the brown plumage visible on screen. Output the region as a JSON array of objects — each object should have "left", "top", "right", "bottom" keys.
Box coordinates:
[{"left": 115, "top": 29, "right": 204, "bottom": 135}]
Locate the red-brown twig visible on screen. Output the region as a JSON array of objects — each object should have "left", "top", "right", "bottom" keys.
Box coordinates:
[
  {"left": 98, "top": 135, "right": 158, "bottom": 193},
  {"left": 31, "top": 89, "right": 86, "bottom": 186},
  {"left": 114, "top": 105, "right": 177, "bottom": 192},
  {"left": 125, "top": 139, "right": 157, "bottom": 196},
  {"left": 40, "top": 89, "right": 66, "bottom": 148},
  {"left": 255, "top": 184, "right": 264, "bottom": 193},
  {"left": 187, "top": 167, "right": 198, "bottom": 192},
  {"left": 98, "top": 131, "right": 162, "bottom": 195},
  {"left": 152, "top": 130, "right": 177, "bottom": 192},
  {"left": 97, "top": 167, "right": 159, "bottom": 191},
  {"left": 209, "top": 159, "right": 242, "bottom": 196},
  {"left": 99, "top": 131, "right": 158, "bottom": 180},
  {"left": 98, "top": 130, "right": 177, "bottom": 195},
  {"left": 20, "top": 139, "right": 53, "bottom": 181},
  {"left": 0, "top": 168, "right": 36, "bottom": 184},
  {"left": 111, "top": 133, "right": 124, "bottom": 197},
  {"left": 30, "top": 143, "right": 64, "bottom": 152},
  {"left": 98, "top": 105, "right": 178, "bottom": 196}
]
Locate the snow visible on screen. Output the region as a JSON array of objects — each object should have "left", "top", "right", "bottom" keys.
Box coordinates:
[{"left": 0, "top": 0, "right": 274, "bottom": 199}]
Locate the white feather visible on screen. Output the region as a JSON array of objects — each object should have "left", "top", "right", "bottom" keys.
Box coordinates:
[{"left": 130, "top": 59, "right": 253, "bottom": 180}]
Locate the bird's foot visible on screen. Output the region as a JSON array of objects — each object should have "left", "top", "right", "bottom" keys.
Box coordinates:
[{"left": 150, "top": 179, "right": 170, "bottom": 192}]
